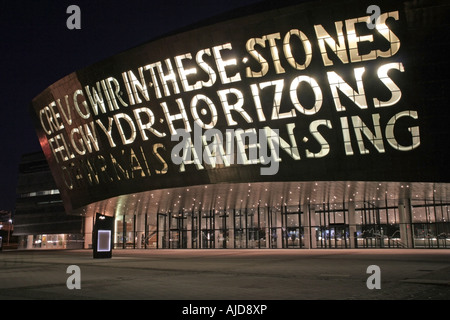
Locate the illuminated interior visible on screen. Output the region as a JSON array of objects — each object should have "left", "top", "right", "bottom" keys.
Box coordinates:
[{"left": 75, "top": 181, "right": 450, "bottom": 249}]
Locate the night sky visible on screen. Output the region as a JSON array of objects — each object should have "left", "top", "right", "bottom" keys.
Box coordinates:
[{"left": 0, "top": 0, "right": 265, "bottom": 212}]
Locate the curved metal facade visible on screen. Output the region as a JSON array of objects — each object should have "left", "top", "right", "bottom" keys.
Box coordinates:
[{"left": 30, "top": 0, "right": 449, "bottom": 219}]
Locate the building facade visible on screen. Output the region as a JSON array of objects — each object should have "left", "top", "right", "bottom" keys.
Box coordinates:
[
  {"left": 29, "top": 0, "right": 450, "bottom": 250},
  {"left": 14, "top": 152, "right": 84, "bottom": 249},
  {"left": 0, "top": 210, "right": 15, "bottom": 249}
]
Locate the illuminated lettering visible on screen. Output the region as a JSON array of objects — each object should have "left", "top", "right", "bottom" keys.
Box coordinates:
[
  {"left": 245, "top": 32, "right": 290, "bottom": 76},
  {"left": 144, "top": 62, "right": 163, "bottom": 98},
  {"left": 386, "top": 111, "right": 420, "bottom": 151},
  {"left": 351, "top": 114, "right": 385, "bottom": 154},
  {"left": 327, "top": 67, "right": 367, "bottom": 111},
  {"left": 129, "top": 147, "right": 146, "bottom": 178},
  {"left": 61, "top": 165, "right": 74, "bottom": 190},
  {"left": 172, "top": 133, "right": 204, "bottom": 172},
  {"left": 175, "top": 53, "right": 202, "bottom": 92},
  {"left": 195, "top": 48, "right": 217, "bottom": 87},
  {"left": 314, "top": 21, "right": 349, "bottom": 66},
  {"left": 250, "top": 83, "right": 267, "bottom": 122},
  {"left": 345, "top": 17, "right": 376, "bottom": 63},
  {"left": 160, "top": 58, "right": 181, "bottom": 96},
  {"left": 282, "top": 29, "right": 312, "bottom": 70},
  {"left": 48, "top": 135, "right": 65, "bottom": 163},
  {"left": 70, "top": 127, "right": 86, "bottom": 155},
  {"left": 49, "top": 133, "right": 74, "bottom": 163},
  {"left": 99, "top": 79, "right": 116, "bottom": 112},
  {"left": 290, "top": 76, "right": 323, "bottom": 115},
  {"left": 81, "top": 157, "right": 100, "bottom": 185},
  {"left": 190, "top": 94, "right": 218, "bottom": 129},
  {"left": 340, "top": 117, "right": 354, "bottom": 155},
  {"left": 245, "top": 36, "right": 269, "bottom": 77},
  {"left": 96, "top": 117, "right": 116, "bottom": 147},
  {"left": 217, "top": 88, "right": 252, "bottom": 126},
  {"left": 139, "top": 146, "right": 152, "bottom": 177},
  {"left": 153, "top": 144, "right": 168, "bottom": 174},
  {"left": 212, "top": 43, "right": 241, "bottom": 84},
  {"left": 144, "top": 59, "right": 181, "bottom": 98},
  {"left": 122, "top": 69, "right": 150, "bottom": 105},
  {"left": 259, "top": 79, "right": 296, "bottom": 120},
  {"left": 171, "top": 127, "right": 282, "bottom": 175},
  {"left": 56, "top": 96, "right": 73, "bottom": 126},
  {"left": 259, "top": 127, "right": 280, "bottom": 175},
  {"left": 202, "top": 128, "right": 231, "bottom": 167},
  {"left": 235, "top": 128, "right": 259, "bottom": 165},
  {"left": 69, "top": 161, "right": 84, "bottom": 188},
  {"left": 105, "top": 77, "right": 128, "bottom": 108},
  {"left": 375, "top": 11, "right": 400, "bottom": 58},
  {"left": 48, "top": 101, "right": 64, "bottom": 131},
  {"left": 32, "top": 6, "right": 422, "bottom": 201},
  {"left": 263, "top": 123, "right": 299, "bottom": 161},
  {"left": 85, "top": 83, "right": 107, "bottom": 115},
  {"left": 133, "top": 107, "right": 165, "bottom": 141},
  {"left": 306, "top": 119, "right": 332, "bottom": 158},
  {"left": 110, "top": 152, "right": 130, "bottom": 180},
  {"left": 373, "top": 62, "right": 404, "bottom": 108},
  {"left": 266, "top": 33, "right": 285, "bottom": 74},
  {"left": 73, "top": 89, "right": 91, "bottom": 119},
  {"left": 39, "top": 107, "right": 52, "bottom": 135},
  {"left": 96, "top": 155, "right": 114, "bottom": 183},
  {"left": 79, "top": 122, "right": 100, "bottom": 153},
  {"left": 340, "top": 110, "right": 420, "bottom": 155},
  {"left": 114, "top": 113, "right": 137, "bottom": 145},
  {"left": 161, "top": 98, "right": 192, "bottom": 135}
]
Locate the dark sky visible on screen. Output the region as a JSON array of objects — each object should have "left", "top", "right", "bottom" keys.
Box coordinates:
[{"left": 0, "top": 0, "right": 265, "bottom": 212}]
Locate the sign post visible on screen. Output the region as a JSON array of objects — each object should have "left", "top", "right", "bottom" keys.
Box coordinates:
[{"left": 93, "top": 213, "right": 114, "bottom": 259}]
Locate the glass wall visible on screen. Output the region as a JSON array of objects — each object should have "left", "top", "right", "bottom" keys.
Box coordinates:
[
  {"left": 353, "top": 203, "right": 403, "bottom": 248},
  {"left": 19, "top": 233, "right": 84, "bottom": 249},
  {"left": 112, "top": 199, "right": 450, "bottom": 249},
  {"left": 115, "top": 214, "right": 136, "bottom": 249},
  {"left": 310, "top": 203, "right": 349, "bottom": 249},
  {"left": 412, "top": 201, "right": 450, "bottom": 248},
  {"left": 153, "top": 206, "right": 306, "bottom": 249}
]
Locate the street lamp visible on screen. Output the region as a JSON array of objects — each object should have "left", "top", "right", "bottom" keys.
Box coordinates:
[{"left": 7, "top": 219, "right": 12, "bottom": 245}]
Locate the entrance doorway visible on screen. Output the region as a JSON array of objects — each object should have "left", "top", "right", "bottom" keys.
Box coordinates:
[{"left": 313, "top": 204, "right": 349, "bottom": 248}]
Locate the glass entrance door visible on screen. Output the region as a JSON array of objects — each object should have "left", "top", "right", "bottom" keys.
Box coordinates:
[
  {"left": 157, "top": 213, "right": 168, "bottom": 249},
  {"left": 358, "top": 202, "right": 384, "bottom": 248},
  {"left": 234, "top": 210, "right": 246, "bottom": 249},
  {"left": 313, "top": 204, "right": 349, "bottom": 248},
  {"left": 331, "top": 224, "right": 349, "bottom": 248},
  {"left": 169, "top": 211, "right": 187, "bottom": 249},
  {"left": 281, "top": 207, "right": 303, "bottom": 248},
  {"left": 200, "top": 211, "right": 215, "bottom": 249},
  {"left": 216, "top": 211, "right": 228, "bottom": 249}
]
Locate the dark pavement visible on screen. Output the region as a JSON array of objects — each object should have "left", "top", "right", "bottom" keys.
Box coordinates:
[{"left": 1, "top": 248, "right": 449, "bottom": 301}]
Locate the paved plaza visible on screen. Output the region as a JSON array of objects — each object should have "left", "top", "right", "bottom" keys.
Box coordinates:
[{"left": 0, "top": 249, "right": 449, "bottom": 301}]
